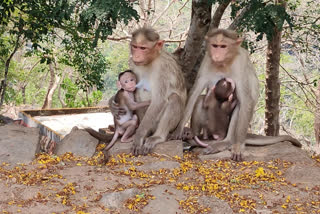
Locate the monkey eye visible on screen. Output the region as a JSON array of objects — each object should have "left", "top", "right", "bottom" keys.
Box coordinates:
[
  {"left": 125, "top": 80, "right": 128, "bottom": 83},
  {"left": 221, "top": 45, "right": 227, "bottom": 48},
  {"left": 212, "top": 44, "right": 218, "bottom": 48},
  {"left": 140, "top": 47, "right": 147, "bottom": 50}
]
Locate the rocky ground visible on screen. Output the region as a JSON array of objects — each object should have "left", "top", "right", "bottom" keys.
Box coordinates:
[{"left": 0, "top": 118, "right": 320, "bottom": 214}]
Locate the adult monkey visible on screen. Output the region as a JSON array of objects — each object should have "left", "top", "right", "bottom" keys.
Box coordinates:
[
  {"left": 112, "top": 27, "right": 187, "bottom": 156},
  {"left": 173, "top": 28, "right": 301, "bottom": 161}
]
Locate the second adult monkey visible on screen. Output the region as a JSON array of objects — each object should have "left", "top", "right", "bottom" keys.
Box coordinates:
[
  {"left": 86, "top": 70, "right": 150, "bottom": 151},
  {"left": 173, "top": 28, "right": 301, "bottom": 161},
  {"left": 111, "top": 27, "right": 187, "bottom": 155}
]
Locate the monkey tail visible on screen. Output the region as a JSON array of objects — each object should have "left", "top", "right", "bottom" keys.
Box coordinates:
[
  {"left": 245, "top": 134, "right": 302, "bottom": 148},
  {"left": 85, "top": 127, "right": 113, "bottom": 142},
  {"left": 104, "top": 131, "right": 119, "bottom": 151},
  {"left": 194, "top": 136, "right": 209, "bottom": 147}
]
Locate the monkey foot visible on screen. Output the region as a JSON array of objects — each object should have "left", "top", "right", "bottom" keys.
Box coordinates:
[
  {"left": 132, "top": 137, "right": 144, "bottom": 156},
  {"left": 231, "top": 152, "right": 243, "bottom": 162},
  {"left": 203, "top": 145, "right": 222, "bottom": 155},
  {"left": 142, "top": 136, "right": 163, "bottom": 155}
]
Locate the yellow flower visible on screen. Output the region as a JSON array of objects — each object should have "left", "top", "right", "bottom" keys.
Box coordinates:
[{"left": 255, "top": 167, "right": 266, "bottom": 177}]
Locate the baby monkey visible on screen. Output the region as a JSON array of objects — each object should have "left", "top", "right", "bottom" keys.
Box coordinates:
[
  {"left": 192, "top": 78, "right": 237, "bottom": 146},
  {"left": 87, "top": 70, "right": 150, "bottom": 151},
  {"left": 108, "top": 70, "right": 151, "bottom": 150}
]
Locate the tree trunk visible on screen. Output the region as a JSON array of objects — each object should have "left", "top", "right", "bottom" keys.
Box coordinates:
[
  {"left": 315, "top": 79, "right": 320, "bottom": 146},
  {"left": 178, "top": 1, "right": 232, "bottom": 92},
  {"left": 42, "top": 62, "right": 60, "bottom": 109},
  {"left": 264, "top": 1, "right": 286, "bottom": 136},
  {"left": 22, "top": 85, "right": 26, "bottom": 104},
  {"left": 177, "top": 0, "right": 212, "bottom": 92},
  {"left": 0, "top": 34, "right": 22, "bottom": 107}
]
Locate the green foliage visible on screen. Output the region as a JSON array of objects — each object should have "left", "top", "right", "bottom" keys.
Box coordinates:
[
  {"left": 60, "top": 36, "right": 110, "bottom": 91},
  {"left": 102, "top": 41, "right": 130, "bottom": 98},
  {"left": 60, "top": 77, "right": 103, "bottom": 108},
  {"left": 231, "top": 0, "right": 293, "bottom": 41},
  {"left": 60, "top": 77, "right": 79, "bottom": 108},
  {"left": 0, "top": 0, "right": 139, "bottom": 106},
  {"left": 77, "top": 0, "right": 139, "bottom": 47},
  {"left": 0, "top": 0, "right": 138, "bottom": 48}
]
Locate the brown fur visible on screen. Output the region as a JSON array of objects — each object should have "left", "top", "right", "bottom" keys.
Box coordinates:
[
  {"left": 190, "top": 78, "right": 237, "bottom": 145},
  {"left": 174, "top": 29, "right": 301, "bottom": 161},
  {"left": 86, "top": 71, "right": 150, "bottom": 152},
  {"left": 128, "top": 27, "right": 187, "bottom": 155}
]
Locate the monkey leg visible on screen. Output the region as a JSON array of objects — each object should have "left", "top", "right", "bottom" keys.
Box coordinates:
[
  {"left": 120, "top": 118, "right": 138, "bottom": 143},
  {"left": 140, "top": 93, "right": 184, "bottom": 155}
]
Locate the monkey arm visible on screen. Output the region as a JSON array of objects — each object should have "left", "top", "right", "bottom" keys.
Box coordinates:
[
  {"left": 134, "top": 90, "right": 166, "bottom": 139},
  {"left": 221, "top": 98, "right": 237, "bottom": 114},
  {"left": 174, "top": 75, "right": 207, "bottom": 138},
  {"left": 108, "top": 95, "right": 126, "bottom": 119},
  {"left": 124, "top": 92, "right": 150, "bottom": 111}
]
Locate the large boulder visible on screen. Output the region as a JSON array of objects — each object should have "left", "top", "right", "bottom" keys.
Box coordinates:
[
  {"left": 0, "top": 124, "right": 40, "bottom": 165},
  {"left": 55, "top": 127, "right": 99, "bottom": 157}
]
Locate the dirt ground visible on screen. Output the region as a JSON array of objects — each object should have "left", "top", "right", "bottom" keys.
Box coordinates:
[
  {"left": 0, "top": 147, "right": 320, "bottom": 214},
  {"left": 1, "top": 106, "right": 320, "bottom": 214}
]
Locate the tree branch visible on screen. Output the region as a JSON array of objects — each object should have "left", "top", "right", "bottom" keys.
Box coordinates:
[{"left": 210, "top": 0, "right": 232, "bottom": 29}]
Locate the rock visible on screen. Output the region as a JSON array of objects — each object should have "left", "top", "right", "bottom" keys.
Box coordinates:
[
  {"left": 109, "top": 141, "right": 132, "bottom": 156},
  {"left": 199, "top": 195, "right": 234, "bottom": 214},
  {"left": 0, "top": 115, "right": 14, "bottom": 125},
  {"left": 285, "top": 165, "right": 320, "bottom": 188},
  {"left": 0, "top": 124, "right": 40, "bottom": 165},
  {"left": 153, "top": 140, "right": 184, "bottom": 158},
  {"left": 142, "top": 185, "right": 185, "bottom": 214},
  {"left": 108, "top": 140, "right": 184, "bottom": 158},
  {"left": 55, "top": 126, "right": 99, "bottom": 157},
  {"left": 99, "top": 188, "right": 139, "bottom": 209},
  {"left": 198, "top": 142, "right": 313, "bottom": 163},
  {"left": 136, "top": 160, "right": 180, "bottom": 171}
]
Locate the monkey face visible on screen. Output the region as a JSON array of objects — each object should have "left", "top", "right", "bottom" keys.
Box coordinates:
[
  {"left": 130, "top": 35, "right": 164, "bottom": 66},
  {"left": 119, "top": 72, "right": 137, "bottom": 92},
  {"left": 206, "top": 34, "right": 242, "bottom": 67}
]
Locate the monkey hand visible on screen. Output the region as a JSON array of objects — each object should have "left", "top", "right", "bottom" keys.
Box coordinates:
[
  {"left": 170, "top": 125, "right": 185, "bottom": 140},
  {"left": 132, "top": 134, "right": 145, "bottom": 156},
  {"left": 109, "top": 100, "right": 126, "bottom": 120}
]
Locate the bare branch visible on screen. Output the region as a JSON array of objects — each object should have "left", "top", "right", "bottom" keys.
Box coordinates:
[
  {"left": 210, "top": 0, "right": 232, "bottom": 29},
  {"left": 151, "top": 0, "right": 175, "bottom": 26}
]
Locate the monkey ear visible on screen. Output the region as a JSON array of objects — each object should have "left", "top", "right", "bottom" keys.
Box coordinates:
[
  {"left": 235, "top": 38, "right": 243, "bottom": 46},
  {"left": 116, "top": 81, "right": 122, "bottom": 89},
  {"left": 156, "top": 40, "right": 165, "bottom": 50}
]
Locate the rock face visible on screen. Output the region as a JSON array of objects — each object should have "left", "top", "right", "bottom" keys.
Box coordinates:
[
  {"left": 107, "top": 139, "right": 184, "bottom": 158},
  {"left": 1, "top": 124, "right": 320, "bottom": 214},
  {"left": 0, "top": 124, "right": 40, "bottom": 165},
  {"left": 99, "top": 188, "right": 140, "bottom": 209},
  {"left": 142, "top": 185, "right": 185, "bottom": 214},
  {"left": 198, "top": 142, "right": 313, "bottom": 164},
  {"left": 55, "top": 126, "right": 99, "bottom": 157}
]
